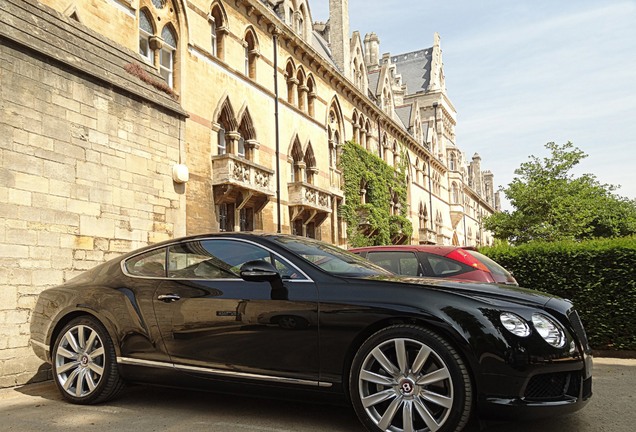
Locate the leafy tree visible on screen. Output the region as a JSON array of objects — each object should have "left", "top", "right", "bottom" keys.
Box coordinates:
[{"left": 484, "top": 142, "right": 636, "bottom": 244}]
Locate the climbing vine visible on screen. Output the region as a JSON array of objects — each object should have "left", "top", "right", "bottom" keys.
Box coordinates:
[{"left": 340, "top": 141, "right": 413, "bottom": 247}]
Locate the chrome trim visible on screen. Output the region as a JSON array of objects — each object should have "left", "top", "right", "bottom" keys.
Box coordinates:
[
  {"left": 117, "top": 357, "right": 332, "bottom": 388},
  {"left": 118, "top": 357, "right": 175, "bottom": 370}
]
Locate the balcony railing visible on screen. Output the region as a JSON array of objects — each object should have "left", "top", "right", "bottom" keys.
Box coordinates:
[
  {"left": 418, "top": 228, "right": 437, "bottom": 244},
  {"left": 211, "top": 154, "right": 275, "bottom": 196},
  {"left": 288, "top": 182, "right": 332, "bottom": 213}
]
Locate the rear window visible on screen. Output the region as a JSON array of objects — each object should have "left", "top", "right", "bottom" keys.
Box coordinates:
[
  {"left": 465, "top": 250, "right": 512, "bottom": 277},
  {"left": 424, "top": 254, "right": 468, "bottom": 277}
]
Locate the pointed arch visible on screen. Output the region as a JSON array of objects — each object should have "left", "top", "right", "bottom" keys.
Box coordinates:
[
  {"left": 209, "top": 1, "right": 229, "bottom": 59},
  {"left": 289, "top": 135, "right": 304, "bottom": 162},
  {"left": 304, "top": 142, "right": 316, "bottom": 169},
  {"left": 289, "top": 135, "right": 304, "bottom": 183},
  {"left": 285, "top": 58, "right": 297, "bottom": 105},
  {"left": 364, "top": 118, "right": 373, "bottom": 151},
  {"left": 304, "top": 141, "right": 316, "bottom": 184},
  {"left": 243, "top": 25, "right": 260, "bottom": 79},
  {"left": 213, "top": 95, "right": 238, "bottom": 131},
  {"left": 237, "top": 107, "right": 256, "bottom": 141},
  {"left": 306, "top": 74, "right": 316, "bottom": 116},
  {"left": 296, "top": 66, "right": 307, "bottom": 111},
  {"left": 138, "top": 8, "right": 156, "bottom": 64}
]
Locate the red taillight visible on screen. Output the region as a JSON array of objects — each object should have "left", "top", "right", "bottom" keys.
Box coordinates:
[{"left": 446, "top": 249, "right": 490, "bottom": 272}]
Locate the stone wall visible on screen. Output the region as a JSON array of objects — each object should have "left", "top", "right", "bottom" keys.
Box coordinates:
[{"left": 0, "top": 0, "right": 187, "bottom": 387}]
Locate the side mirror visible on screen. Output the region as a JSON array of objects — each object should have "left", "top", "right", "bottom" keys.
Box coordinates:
[{"left": 240, "top": 260, "right": 281, "bottom": 282}]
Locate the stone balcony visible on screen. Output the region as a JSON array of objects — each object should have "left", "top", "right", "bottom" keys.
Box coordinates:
[
  {"left": 287, "top": 181, "right": 332, "bottom": 214},
  {"left": 211, "top": 154, "right": 275, "bottom": 196},
  {"left": 449, "top": 203, "right": 465, "bottom": 228},
  {"left": 211, "top": 154, "right": 275, "bottom": 211},
  {"left": 418, "top": 228, "right": 437, "bottom": 244}
]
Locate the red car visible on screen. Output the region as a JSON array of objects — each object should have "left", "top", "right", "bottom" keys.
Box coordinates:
[{"left": 350, "top": 245, "right": 518, "bottom": 285}]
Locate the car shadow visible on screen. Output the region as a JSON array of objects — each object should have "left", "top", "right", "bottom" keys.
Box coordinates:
[{"left": 12, "top": 380, "right": 596, "bottom": 432}]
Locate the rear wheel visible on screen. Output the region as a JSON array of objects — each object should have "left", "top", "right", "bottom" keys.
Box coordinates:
[
  {"left": 349, "top": 325, "right": 472, "bottom": 432},
  {"left": 52, "top": 316, "right": 124, "bottom": 404}
]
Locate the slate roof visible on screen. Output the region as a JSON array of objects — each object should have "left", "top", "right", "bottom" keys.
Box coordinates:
[
  {"left": 311, "top": 30, "right": 339, "bottom": 70},
  {"left": 391, "top": 48, "right": 433, "bottom": 95},
  {"left": 395, "top": 105, "right": 412, "bottom": 130},
  {"left": 367, "top": 70, "right": 380, "bottom": 96}
]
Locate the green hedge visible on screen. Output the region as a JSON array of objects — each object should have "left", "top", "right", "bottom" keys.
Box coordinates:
[{"left": 480, "top": 237, "right": 636, "bottom": 351}]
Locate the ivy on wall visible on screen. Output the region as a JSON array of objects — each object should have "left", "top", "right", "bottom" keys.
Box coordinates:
[{"left": 340, "top": 141, "right": 413, "bottom": 247}]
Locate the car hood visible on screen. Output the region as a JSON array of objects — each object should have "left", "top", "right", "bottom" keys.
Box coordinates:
[{"left": 359, "top": 275, "right": 554, "bottom": 307}]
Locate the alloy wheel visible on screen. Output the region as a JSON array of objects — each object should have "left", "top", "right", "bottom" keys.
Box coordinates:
[
  {"left": 54, "top": 324, "right": 106, "bottom": 398},
  {"left": 358, "top": 337, "right": 454, "bottom": 432}
]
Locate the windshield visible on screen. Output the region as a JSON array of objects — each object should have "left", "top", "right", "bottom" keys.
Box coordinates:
[{"left": 268, "top": 236, "right": 391, "bottom": 277}]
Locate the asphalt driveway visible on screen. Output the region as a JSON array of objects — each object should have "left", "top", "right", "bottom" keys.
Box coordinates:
[{"left": 0, "top": 358, "right": 633, "bottom": 432}]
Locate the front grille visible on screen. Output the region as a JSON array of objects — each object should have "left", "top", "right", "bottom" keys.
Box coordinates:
[
  {"left": 568, "top": 309, "right": 590, "bottom": 349},
  {"left": 525, "top": 372, "right": 580, "bottom": 400}
]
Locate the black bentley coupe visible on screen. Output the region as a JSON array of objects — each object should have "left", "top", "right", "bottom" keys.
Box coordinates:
[{"left": 30, "top": 233, "right": 593, "bottom": 432}]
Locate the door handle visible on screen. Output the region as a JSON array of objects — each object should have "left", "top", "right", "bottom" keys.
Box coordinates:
[{"left": 157, "top": 294, "right": 181, "bottom": 303}]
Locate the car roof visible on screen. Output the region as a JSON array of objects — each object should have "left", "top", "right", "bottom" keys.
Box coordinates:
[{"left": 349, "top": 245, "right": 460, "bottom": 256}]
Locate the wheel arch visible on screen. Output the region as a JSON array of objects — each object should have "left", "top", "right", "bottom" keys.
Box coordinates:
[
  {"left": 340, "top": 315, "right": 479, "bottom": 403},
  {"left": 47, "top": 308, "right": 123, "bottom": 361}
]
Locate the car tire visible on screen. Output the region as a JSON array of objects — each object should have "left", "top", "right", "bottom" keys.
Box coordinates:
[
  {"left": 52, "top": 316, "right": 125, "bottom": 404},
  {"left": 349, "top": 325, "right": 472, "bottom": 432}
]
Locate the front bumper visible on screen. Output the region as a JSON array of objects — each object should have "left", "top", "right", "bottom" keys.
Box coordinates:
[{"left": 478, "top": 351, "right": 593, "bottom": 419}]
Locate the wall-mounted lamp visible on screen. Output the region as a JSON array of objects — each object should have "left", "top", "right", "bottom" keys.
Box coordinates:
[{"left": 172, "top": 163, "right": 189, "bottom": 184}]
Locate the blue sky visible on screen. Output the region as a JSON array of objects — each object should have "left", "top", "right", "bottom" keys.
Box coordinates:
[{"left": 310, "top": 1, "right": 636, "bottom": 207}]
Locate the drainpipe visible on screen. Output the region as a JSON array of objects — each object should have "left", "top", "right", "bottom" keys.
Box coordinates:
[
  {"left": 428, "top": 102, "right": 439, "bottom": 234},
  {"left": 273, "top": 28, "right": 281, "bottom": 233}
]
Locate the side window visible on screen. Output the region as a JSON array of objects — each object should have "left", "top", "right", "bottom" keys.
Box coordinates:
[
  {"left": 424, "top": 254, "right": 466, "bottom": 277},
  {"left": 366, "top": 251, "right": 420, "bottom": 276},
  {"left": 125, "top": 248, "right": 166, "bottom": 277},
  {"left": 167, "top": 239, "right": 305, "bottom": 280}
]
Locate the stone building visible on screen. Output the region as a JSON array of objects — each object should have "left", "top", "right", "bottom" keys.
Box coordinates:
[{"left": 0, "top": 0, "right": 498, "bottom": 386}]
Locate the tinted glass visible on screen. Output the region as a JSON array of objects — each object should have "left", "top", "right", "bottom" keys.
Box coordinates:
[
  {"left": 422, "top": 254, "right": 467, "bottom": 277},
  {"left": 125, "top": 248, "right": 166, "bottom": 277},
  {"left": 465, "top": 250, "right": 514, "bottom": 279},
  {"left": 269, "top": 236, "right": 390, "bottom": 277},
  {"left": 167, "top": 239, "right": 303, "bottom": 280},
  {"left": 366, "top": 251, "right": 421, "bottom": 276}
]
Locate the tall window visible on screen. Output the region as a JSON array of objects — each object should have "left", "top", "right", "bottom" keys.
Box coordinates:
[
  {"left": 139, "top": 10, "right": 154, "bottom": 63},
  {"left": 304, "top": 144, "right": 316, "bottom": 185},
  {"left": 237, "top": 136, "right": 245, "bottom": 158},
  {"left": 210, "top": 18, "right": 217, "bottom": 56},
  {"left": 451, "top": 182, "right": 460, "bottom": 204},
  {"left": 219, "top": 203, "right": 234, "bottom": 232},
  {"left": 239, "top": 207, "right": 254, "bottom": 232},
  {"left": 307, "top": 76, "right": 316, "bottom": 117},
  {"left": 210, "top": 3, "right": 226, "bottom": 60},
  {"left": 449, "top": 153, "right": 457, "bottom": 171},
  {"left": 244, "top": 30, "right": 258, "bottom": 79},
  {"left": 217, "top": 127, "right": 226, "bottom": 155},
  {"left": 138, "top": 3, "right": 179, "bottom": 89},
  {"left": 160, "top": 26, "right": 176, "bottom": 87}
]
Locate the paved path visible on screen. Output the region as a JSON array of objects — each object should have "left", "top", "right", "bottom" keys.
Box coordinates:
[{"left": 1, "top": 358, "right": 633, "bottom": 431}]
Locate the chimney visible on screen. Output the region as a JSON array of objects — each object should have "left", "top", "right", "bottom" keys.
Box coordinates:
[
  {"left": 364, "top": 32, "right": 380, "bottom": 70},
  {"left": 329, "top": 0, "right": 351, "bottom": 78}
]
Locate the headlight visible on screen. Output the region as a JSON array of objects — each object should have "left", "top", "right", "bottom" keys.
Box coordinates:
[
  {"left": 532, "top": 313, "right": 566, "bottom": 348},
  {"left": 500, "top": 312, "right": 530, "bottom": 337}
]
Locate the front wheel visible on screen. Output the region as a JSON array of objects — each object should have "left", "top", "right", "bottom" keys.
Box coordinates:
[
  {"left": 349, "top": 325, "right": 472, "bottom": 432},
  {"left": 52, "top": 316, "right": 124, "bottom": 404}
]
